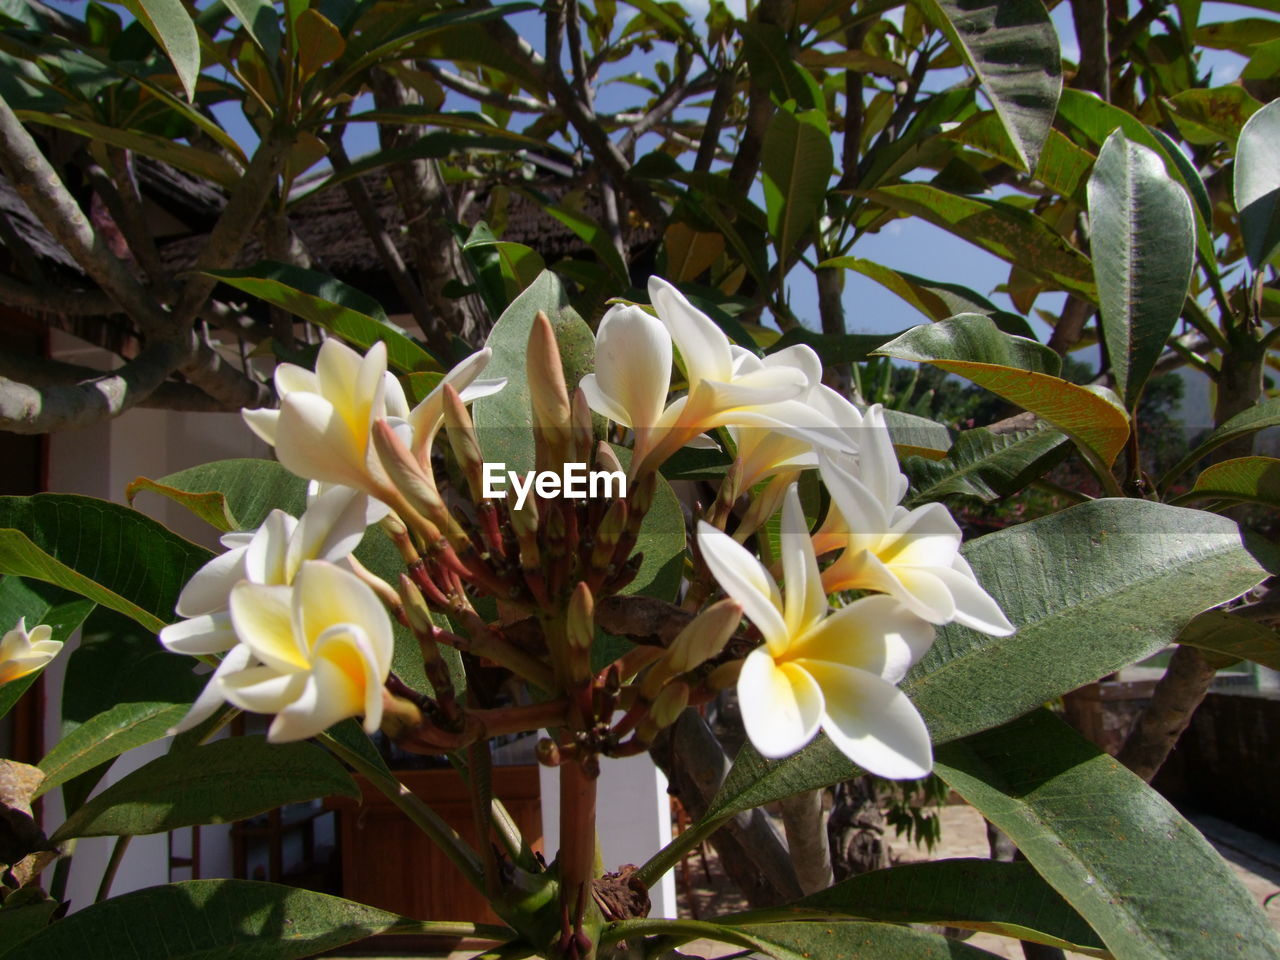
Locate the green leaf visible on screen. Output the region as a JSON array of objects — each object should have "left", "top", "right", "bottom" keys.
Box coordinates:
[
  {"left": 37, "top": 702, "right": 189, "bottom": 797},
  {"left": 0, "top": 577, "right": 94, "bottom": 722},
  {"left": 739, "top": 22, "right": 822, "bottom": 110},
  {"left": 0, "top": 495, "right": 212, "bottom": 634},
  {"left": 869, "top": 184, "right": 1096, "bottom": 298},
  {"left": 872, "top": 312, "right": 1061, "bottom": 374},
  {"left": 735, "top": 859, "right": 1106, "bottom": 957},
  {"left": 295, "top": 8, "right": 345, "bottom": 80},
  {"left": 1160, "top": 398, "right": 1280, "bottom": 490},
  {"left": 121, "top": 0, "right": 201, "bottom": 100},
  {"left": 1168, "top": 86, "right": 1262, "bottom": 146},
  {"left": 882, "top": 409, "right": 954, "bottom": 461},
  {"left": 51, "top": 736, "right": 358, "bottom": 841},
  {"left": 471, "top": 271, "right": 595, "bottom": 476},
  {"left": 944, "top": 112, "right": 1095, "bottom": 200},
  {"left": 1178, "top": 456, "right": 1280, "bottom": 508},
  {"left": 463, "top": 224, "right": 547, "bottom": 315},
  {"left": 912, "top": 0, "right": 1062, "bottom": 171},
  {"left": 820, "top": 255, "right": 1036, "bottom": 338},
  {"left": 224, "top": 0, "right": 280, "bottom": 62},
  {"left": 0, "top": 879, "right": 502, "bottom": 960},
  {"left": 611, "top": 447, "right": 685, "bottom": 603},
  {"left": 703, "top": 498, "right": 1271, "bottom": 820},
  {"left": 1176, "top": 609, "right": 1280, "bottom": 670},
  {"left": 761, "top": 106, "right": 832, "bottom": 265},
  {"left": 128, "top": 458, "right": 308, "bottom": 533},
  {"left": 936, "top": 710, "right": 1280, "bottom": 960},
  {"left": 906, "top": 422, "right": 1070, "bottom": 504},
  {"left": 16, "top": 111, "right": 239, "bottom": 188},
  {"left": 528, "top": 196, "right": 629, "bottom": 286},
  {"left": 875, "top": 315, "right": 1130, "bottom": 466},
  {"left": 1088, "top": 130, "right": 1195, "bottom": 408},
  {"left": 204, "top": 262, "right": 442, "bottom": 373},
  {"left": 1235, "top": 98, "right": 1280, "bottom": 269},
  {"left": 1197, "top": 18, "right": 1280, "bottom": 52},
  {"left": 0, "top": 897, "right": 57, "bottom": 949},
  {"left": 606, "top": 918, "right": 1002, "bottom": 960}
]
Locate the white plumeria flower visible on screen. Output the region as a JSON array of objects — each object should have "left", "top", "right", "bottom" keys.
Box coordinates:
[
  {"left": 697, "top": 485, "right": 935, "bottom": 777},
  {"left": 244, "top": 338, "right": 403, "bottom": 497},
  {"left": 244, "top": 338, "right": 504, "bottom": 498},
  {"left": 0, "top": 618, "right": 63, "bottom": 685},
  {"left": 816, "top": 452, "right": 1014, "bottom": 637},
  {"left": 580, "top": 277, "right": 852, "bottom": 473},
  {"left": 159, "top": 485, "right": 372, "bottom": 658},
  {"left": 193, "top": 561, "right": 393, "bottom": 743}
]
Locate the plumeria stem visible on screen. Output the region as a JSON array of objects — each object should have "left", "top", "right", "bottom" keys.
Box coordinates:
[
  {"left": 320, "top": 731, "right": 487, "bottom": 891},
  {"left": 631, "top": 811, "right": 728, "bottom": 889},
  {"left": 96, "top": 835, "right": 131, "bottom": 903}
]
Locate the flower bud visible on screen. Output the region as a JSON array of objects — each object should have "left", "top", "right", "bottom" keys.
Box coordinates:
[
  {"left": 594, "top": 440, "right": 623, "bottom": 477},
  {"left": 590, "top": 498, "right": 628, "bottom": 571},
  {"left": 345, "top": 554, "right": 400, "bottom": 610},
  {"left": 380, "top": 689, "right": 425, "bottom": 740},
  {"left": 441, "top": 383, "right": 486, "bottom": 501},
  {"left": 372, "top": 420, "right": 449, "bottom": 531},
  {"left": 566, "top": 581, "right": 595, "bottom": 653},
  {"left": 664, "top": 598, "right": 741, "bottom": 675},
  {"left": 571, "top": 387, "right": 594, "bottom": 463},
  {"left": 528, "top": 310, "right": 573, "bottom": 469},
  {"left": 398, "top": 574, "right": 435, "bottom": 635},
  {"left": 705, "top": 658, "right": 743, "bottom": 692},
  {"left": 638, "top": 681, "right": 689, "bottom": 741}
]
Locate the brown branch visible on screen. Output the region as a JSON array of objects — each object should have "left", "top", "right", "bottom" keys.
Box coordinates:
[
  {"left": 0, "top": 274, "right": 121, "bottom": 316},
  {"left": 1070, "top": 0, "right": 1111, "bottom": 100},
  {"left": 415, "top": 60, "right": 549, "bottom": 112},
  {"left": 694, "top": 68, "right": 735, "bottom": 173},
  {"left": 1115, "top": 644, "right": 1217, "bottom": 782}
]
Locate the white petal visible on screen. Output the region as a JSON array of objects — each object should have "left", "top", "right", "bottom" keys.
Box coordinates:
[
  {"left": 818, "top": 451, "right": 890, "bottom": 535},
  {"left": 780, "top": 485, "right": 827, "bottom": 637},
  {"left": 695, "top": 367, "right": 807, "bottom": 410},
  {"left": 763, "top": 344, "right": 823, "bottom": 385},
  {"left": 684, "top": 432, "right": 722, "bottom": 449},
  {"left": 858, "top": 405, "right": 909, "bottom": 508},
  {"left": 275, "top": 363, "right": 318, "bottom": 396},
  {"left": 696, "top": 522, "right": 787, "bottom": 653},
  {"left": 244, "top": 510, "right": 297, "bottom": 585},
  {"left": 169, "top": 643, "right": 254, "bottom": 735},
  {"left": 220, "top": 666, "right": 308, "bottom": 715},
  {"left": 738, "top": 650, "right": 824, "bottom": 759},
  {"left": 383, "top": 371, "right": 410, "bottom": 420},
  {"left": 457, "top": 377, "right": 506, "bottom": 404},
  {"left": 804, "top": 661, "right": 933, "bottom": 779},
  {"left": 649, "top": 277, "right": 733, "bottom": 385},
  {"left": 315, "top": 337, "right": 368, "bottom": 400},
  {"left": 175, "top": 546, "right": 248, "bottom": 617},
  {"left": 592, "top": 304, "right": 673, "bottom": 431},
  {"left": 579, "top": 373, "right": 635, "bottom": 428},
  {"left": 294, "top": 561, "right": 393, "bottom": 671},
  {"left": 275, "top": 392, "right": 372, "bottom": 491},
  {"left": 159, "top": 612, "right": 239, "bottom": 655},
  {"left": 792, "top": 595, "right": 934, "bottom": 684},
  {"left": 242, "top": 408, "right": 280, "bottom": 446},
  {"left": 287, "top": 486, "right": 370, "bottom": 579},
  {"left": 229, "top": 583, "right": 308, "bottom": 673},
  {"left": 933, "top": 561, "right": 1015, "bottom": 636}
]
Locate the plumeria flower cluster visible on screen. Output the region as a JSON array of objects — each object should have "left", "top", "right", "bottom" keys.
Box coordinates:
[
  {"left": 156, "top": 275, "right": 1011, "bottom": 792},
  {"left": 0, "top": 617, "right": 62, "bottom": 686}
]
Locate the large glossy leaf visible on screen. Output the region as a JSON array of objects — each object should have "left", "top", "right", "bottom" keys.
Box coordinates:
[
  {"left": 1088, "top": 130, "right": 1195, "bottom": 408},
  {"left": 913, "top": 0, "right": 1062, "bottom": 171},
  {"left": 37, "top": 701, "right": 188, "bottom": 797},
  {"left": 1167, "top": 86, "right": 1262, "bottom": 146},
  {"left": 1176, "top": 609, "right": 1280, "bottom": 670},
  {"left": 1235, "top": 98, "right": 1280, "bottom": 269},
  {"left": 470, "top": 270, "right": 595, "bottom": 476},
  {"left": 0, "top": 495, "right": 212, "bottom": 634},
  {"left": 128, "top": 458, "right": 308, "bottom": 533},
  {"left": 732, "top": 859, "right": 1105, "bottom": 957},
  {"left": 869, "top": 184, "right": 1096, "bottom": 297},
  {"left": 610, "top": 447, "right": 685, "bottom": 604},
  {"left": 0, "top": 880, "right": 502, "bottom": 960},
  {"left": 761, "top": 106, "right": 832, "bottom": 265},
  {"left": 203, "top": 262, "right": 441, "bottom": 373},
  {"left": 820, "top": 256, "right": 1036, "bottom": 337},
  {"left": 882, "top": 409, "right": 953, "bottom": 461},
  {"left": 51, "top": 736, "right": 358, "bottom": 841},
  {"left": 936, "top": 710, "right": 1280, "bottom": 960},
  {"left": 739, "top": 22, "right": 822, "bottom": 110},
  {"left": 875, "top": 315, "right": 1130, "bottom": 465},
  {"left": 121, "top": 0, "right": 200, "bottom": 100},
  {"left": 0, "top": 577, "right": 93, "bottom": 722},
  {"left": 1178, "top": 456, "right": 1280, "bottom": 508},
  {"left": 1160, "top": 397, "right": 1280, "bottom": 489},
  {"left": 224, "top": 0, "right": 281, "bottom": 62},
  {"left": 944, "top": 112, "right": 1094, "bottom": 199},
  {"left": 702, "top": 498, "right": 1272, "bottom": 820},
  {"left": 606, "top": 918, "right": 1002, "bottom": 960},
  {"left": 905, "top": 422, "right": 1070, "bottom": 504}
]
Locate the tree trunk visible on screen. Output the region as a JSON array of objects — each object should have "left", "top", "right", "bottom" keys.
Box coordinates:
[{"left": 827, "top": 777, "right": 888, "bottom": 880}]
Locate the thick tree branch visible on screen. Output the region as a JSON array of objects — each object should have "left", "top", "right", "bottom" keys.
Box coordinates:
[
  {"left": 1070, "top": 0, "right": 1111, "bottom": 99},
  {"left": 0, "top": 348, "right": 235, "bottom": 412},
  {"left": 0, "top": 274, "right": 121, "bottom": 316},
  {"left": 416, "top": 61, "right": 549, "bottom": 112}
]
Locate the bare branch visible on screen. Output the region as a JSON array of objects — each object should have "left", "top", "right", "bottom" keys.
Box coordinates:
[
  {"left": 0, "top": 339, "right": 185, "bottom": 434},
  {"left": 416, "top": 61, "right": 549, "bottom": 112},
  {"left": 181, "top": 336, "right": 272, "bottom": 410},
  {"left": 0, "top": 274, "right": 120, "bottom": 316}
]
